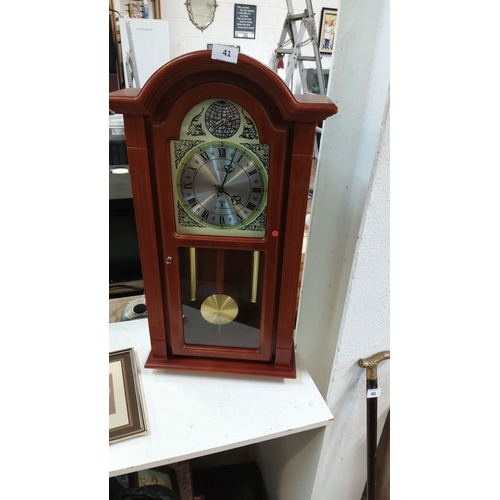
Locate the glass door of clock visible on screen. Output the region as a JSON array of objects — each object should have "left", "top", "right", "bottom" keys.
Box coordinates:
[{"left": 178, "top": 247, "right": 264, "bottom": 350}]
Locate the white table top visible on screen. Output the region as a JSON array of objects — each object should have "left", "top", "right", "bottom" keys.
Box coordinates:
[{"left": 109, "top": 318, "right": 333, "bottom": 477}]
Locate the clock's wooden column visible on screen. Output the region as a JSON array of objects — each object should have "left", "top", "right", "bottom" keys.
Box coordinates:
[
  {"left": 121, "top": 114, "right": 167, "bottom": 359},
  {"left": 274, "top": 122, "right": 318, "bottom": 367}
]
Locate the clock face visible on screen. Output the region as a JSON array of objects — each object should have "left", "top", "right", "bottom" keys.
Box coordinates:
[
  {"left": 171, "top": 99, "right": 269, "bottom": 238},
  {"left": 177, "top": 141, "right": 267, "bottom": 231}
]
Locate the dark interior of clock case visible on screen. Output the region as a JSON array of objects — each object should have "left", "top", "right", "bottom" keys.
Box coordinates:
[{"left": 178, "top": 247, "right": 265, "bottom": 349}]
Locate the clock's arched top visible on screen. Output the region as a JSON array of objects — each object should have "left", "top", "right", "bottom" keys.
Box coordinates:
[{"left": 109, "top": 50, "right": 337, "bottom": 124}]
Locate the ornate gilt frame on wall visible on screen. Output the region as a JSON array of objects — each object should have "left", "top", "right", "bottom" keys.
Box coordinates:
[{"left": 185, "top": 0, "right": 218, "bottom": 32}]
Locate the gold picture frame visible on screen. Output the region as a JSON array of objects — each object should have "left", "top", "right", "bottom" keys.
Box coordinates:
[
  {"left": 109, "top": 348, "right": 148, "bottom": 444},
  {"left": 134, "top": 465, "right": 179, "bottom": 491}
]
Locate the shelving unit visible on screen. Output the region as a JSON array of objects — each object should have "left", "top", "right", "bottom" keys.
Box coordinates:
[{"left": 109, "top": 318, "right": 333, "bottom": 479}]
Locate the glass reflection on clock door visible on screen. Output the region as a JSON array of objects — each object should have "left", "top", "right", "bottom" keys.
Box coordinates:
[{"left": 178, "top": 247, "right": 264, "bottom": 349}]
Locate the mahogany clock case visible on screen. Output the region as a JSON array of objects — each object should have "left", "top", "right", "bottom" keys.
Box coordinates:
[{"left": 109, "top": 51, "right": 337, "bottom": 378}]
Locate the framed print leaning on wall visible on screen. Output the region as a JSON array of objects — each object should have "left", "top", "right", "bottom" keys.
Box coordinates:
[
  {"left": 318, "top": 8, "right": 338, "bottom": 54},
  {"left": 109, "top": 348, "right": 148, "bottom": 444}
]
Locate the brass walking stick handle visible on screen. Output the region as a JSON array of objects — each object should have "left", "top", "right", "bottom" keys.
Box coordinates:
[{"left": 359, "top": 351, "right": 390, "bottom": 380}]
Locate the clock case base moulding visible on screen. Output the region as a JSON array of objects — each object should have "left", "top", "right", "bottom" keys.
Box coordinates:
[{"left": 145, "top": 350, "right": 297, "bottom": 379}]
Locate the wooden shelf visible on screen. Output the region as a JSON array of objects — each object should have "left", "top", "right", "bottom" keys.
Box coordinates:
[{"left": 109, "top": 318, "right": 333, "bottom": 477}]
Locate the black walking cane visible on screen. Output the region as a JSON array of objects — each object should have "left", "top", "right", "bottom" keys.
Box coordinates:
[{"left": 358, "top": 351, "right": 390, "bottom": 500}]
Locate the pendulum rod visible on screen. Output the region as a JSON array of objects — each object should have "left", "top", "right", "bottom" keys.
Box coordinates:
[
  {"left": 189, "top": 247, "right": 197, "bottom": 301},
  {"left": 251, "top": 251, "right": 260, "bottom": 303}
]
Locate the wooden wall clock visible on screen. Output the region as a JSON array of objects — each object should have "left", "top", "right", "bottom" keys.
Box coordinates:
[{"left": 109, "top": 50, "right": 337, "bottom": 378}]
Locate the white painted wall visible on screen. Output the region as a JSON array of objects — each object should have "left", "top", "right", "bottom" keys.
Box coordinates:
[
  {"left": 159, "top": 0, "right": 338, "bottom": 74},
  {"left": 255, "top": 427, "right": 328, "bottom": 500},
  {"left": 296, "top": 0, "right": 390, "bottom": 396},
  {"left": 312, "top": 103, "right": 390, "bottom": 500},
  {"left": 294, "top": 0, "right": 390, "bottom": 496}
]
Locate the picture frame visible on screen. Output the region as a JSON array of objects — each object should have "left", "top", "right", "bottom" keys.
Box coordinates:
[
  {"left": 318, "top": 8, "right": 338, "bottom": 54},
  {"left": 134, "top": 466, "right": 179, "bottom": 493},
  {"left": 109, "top": 348, "right": 148, "bottom": 443},
  {"left": 234, "top": 4, "right": 257, "bottom": 39}
]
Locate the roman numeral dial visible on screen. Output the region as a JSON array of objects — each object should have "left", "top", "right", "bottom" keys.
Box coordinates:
[{"left": 177, "top": 142, "right": 268, "bottom": 231}]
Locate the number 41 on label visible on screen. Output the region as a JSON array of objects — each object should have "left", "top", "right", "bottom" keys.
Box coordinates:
[{"left": 211, "top": 43, "right": 239, "bottom": 64}]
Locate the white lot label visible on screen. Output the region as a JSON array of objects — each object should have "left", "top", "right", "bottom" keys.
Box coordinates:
[
  {"left": 367, "top": 388, "right": 381, "bottom": 398},
  {"left": 211, "top": 44, "right": 239, "bottom": 64}
]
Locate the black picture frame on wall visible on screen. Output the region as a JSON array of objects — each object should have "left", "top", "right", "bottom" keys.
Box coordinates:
[
  {"left": 318, "top": 8, "right": 338, "bottom": 54},
  {"left": 234, "top": 4, "right": 257, "bottom": 39}
]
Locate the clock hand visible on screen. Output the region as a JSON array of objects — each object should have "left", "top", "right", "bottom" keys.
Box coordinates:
[
  {"left": 220, "top": 164, "right": 235, "bottom": 188},
  {"left": 213, "top": 183, "right": 242, "bottom": 205},
  {"left": 222, "top": 190, "right": 242, "bottom": 206},
  {"left": 215, "top": 164, "right": 237, "bottom": 198}
]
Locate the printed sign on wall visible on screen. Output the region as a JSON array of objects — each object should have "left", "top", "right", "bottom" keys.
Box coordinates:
[{"left": 234, "top": 4, "right": 257, "bottom": 39}]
